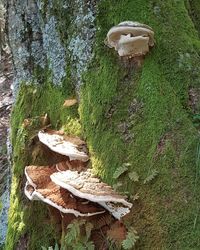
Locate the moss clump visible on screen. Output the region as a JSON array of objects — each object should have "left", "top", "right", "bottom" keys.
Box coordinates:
[
  {"left": 6, "top": 78, "right": 81, "bottom": 249},
  {"left": 79, "top": 0, "right": 200, "bottom": 249}
]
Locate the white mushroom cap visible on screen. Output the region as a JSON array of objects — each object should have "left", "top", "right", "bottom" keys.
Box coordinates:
[
  {"left": 38, "top": 130, "right": 89, "bottom": 162},
  {"left": 106, "top": 21, "right": 154, "bottom": 57},
  {"left": 50, "top": 169, "right": 132, "bottom": 220},
  {"left": 24, "top": 166, "right": 105, "bottom": 217},
  {"left": 117, "top": 35, "right": 149, "bottom": 57}
]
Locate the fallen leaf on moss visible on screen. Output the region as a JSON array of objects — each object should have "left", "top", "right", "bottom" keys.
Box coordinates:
[{"left": 63, "top": 99, "right": 78, "bottom": 107}]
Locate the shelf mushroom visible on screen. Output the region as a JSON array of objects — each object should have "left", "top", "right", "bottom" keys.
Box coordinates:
[
  {"left": 24, "top": 165, "right": 105, "bottom": 217},
  {"left": 25, "top": 130, "right": 133, "bottom": 220},
  {"left": 50, "top": 169, "right": 132, "bottom": 220},
  {"left": 38, "top": 130, "right": 89, "bottom": 162},
  {"left": 106, "top": 21, "right": 155, "bottom": 58}
]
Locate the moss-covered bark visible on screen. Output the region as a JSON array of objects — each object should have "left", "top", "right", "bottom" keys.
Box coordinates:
[{"left": 5, "top": 0, "right": 200, "bottom": 249}]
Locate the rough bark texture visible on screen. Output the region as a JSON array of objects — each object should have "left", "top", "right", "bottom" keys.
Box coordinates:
[{"left": 4, "top": 0, "right": 200, "bottom": 249}]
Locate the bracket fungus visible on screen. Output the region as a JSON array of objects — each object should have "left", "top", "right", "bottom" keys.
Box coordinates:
[
  {"left": 25, "top": 129, "right": 133, "bottom": 221},
  {"left": 24, "top": 165, "right": 105, "bottom": 217},
  {"left": 50, "top": 169, "right": 132, "bottom": 220},
  {"left": 38, "top": 130, "right": 89, "bottom": 162},
  {"left": 106, "top": 21, "right": 154, "bottom": 58}
]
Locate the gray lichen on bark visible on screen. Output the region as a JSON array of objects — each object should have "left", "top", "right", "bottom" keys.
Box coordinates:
[
  {"left": 7, "top": 0, "right": 98, "bottom": 96},
  {"left": 7, "top": 0, "right": 42, "bottom": 95},
  {"left": 43, "top": 15, "right": 66, "bottom": 85},
  {"left": 68, "top": 0, "right": 97, "bottom": 91}
]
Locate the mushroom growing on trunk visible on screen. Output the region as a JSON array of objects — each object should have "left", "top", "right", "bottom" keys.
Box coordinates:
[
  {"left": 24, "top": 165, "right": 105, "bottom": 217},
  {"left": 50, "top": 169, "right": 132, "bottom": 220},
  {"left": 106, "top": 21, "right": 154, "bottom": 58},
  {"left": 38, "top": 130, "right": 89, "bottom": 162}
]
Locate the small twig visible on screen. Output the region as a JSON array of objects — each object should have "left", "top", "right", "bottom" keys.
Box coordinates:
[{"left": 0, "top": 103, "right": 12, "bottom": 112}]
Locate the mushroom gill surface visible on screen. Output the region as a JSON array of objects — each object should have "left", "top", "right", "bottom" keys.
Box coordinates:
[
  {"left": 50, "top": 169, "right": 132, "bottom": 220},
  {"left": 24, "top": 165, "right": 105, "bottom": 217}
]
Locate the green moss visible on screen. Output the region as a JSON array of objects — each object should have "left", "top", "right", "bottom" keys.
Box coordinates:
[
  {"left": 49, "top": 0, "right": 72, "bottom": 46},
  {"left": 185, "top": 0, "right": 200, "bottom": 36},
  {"left": 79, "top": 0, "right": 200, "bottom": 249},
  {"left": 0, "top": 199, "right": 2, "bottom": 212},
  {"left": 6, "top": 0, "right": 200, "bottom": 249},
  {"left": 6, "top": 77, "right": 81, "bottom": 249},
  {"left": 5, "top": 176, "right": 55, "bottom": 250}
]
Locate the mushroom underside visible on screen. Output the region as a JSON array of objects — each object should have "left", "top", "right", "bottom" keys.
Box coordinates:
[
  {"left": 50, "top": 169, "right": 132, "bottom": 220},
  {"left": 25, "top": 130, "right": 133, "bottom": 219},
  {"left": 24, "top": 165, "right": 105, "bottom": 217}
]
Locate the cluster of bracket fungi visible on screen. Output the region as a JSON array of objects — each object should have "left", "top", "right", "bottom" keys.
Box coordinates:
[
  {"left": 105, "top": 21, "right": 155, "bottom": 61},
  {"left": 24, "top": 129, "right": 132, "bottom": 222}
]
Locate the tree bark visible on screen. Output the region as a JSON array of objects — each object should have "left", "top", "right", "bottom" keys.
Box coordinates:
[{"left": 4, "top": 0, "right": 200, "bottom": 249}]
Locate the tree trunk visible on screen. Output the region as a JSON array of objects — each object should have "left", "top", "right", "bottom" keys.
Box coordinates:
[{"left": 4, "top": 0, "right": 200, "bottom": 249}]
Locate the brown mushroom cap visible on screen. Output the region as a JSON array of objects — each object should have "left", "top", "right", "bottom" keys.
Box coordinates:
[
  {"left": 55, "top": 160, "right": 87, "bottom": 172},
  {"left": 50, "top": 169, "right": 132, "bottom": 219},
  {"left": 38, "top": 130, "right": 89, "bottom": 162},
  {"left": 106, "top": 21, "right": 154, "bottom": 57},
  {"left": 24, "top": 165, "right": 105, "bottom": 217}
]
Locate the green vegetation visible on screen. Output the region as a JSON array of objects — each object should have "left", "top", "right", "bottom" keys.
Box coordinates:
[
  {"left": 6, "top": 76, "right": 81, "bottom": 249},
  {"left": 79, "top": 0, "right": 200, "bottom": 249},
  {"left": 0, "top": 199, "right": 2, "bottom": 212},
  {"left": 186, "top": 0, "right": 200, "bottom": 36},
  {"left": 63, "top": 219, "right": 94, "bottom": 250},
  {"left": 6, "top": 0, "right": 200, "bottom": 249},
  {"left": 122, "top": 227, "right": 139, "bottom": 250}
]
